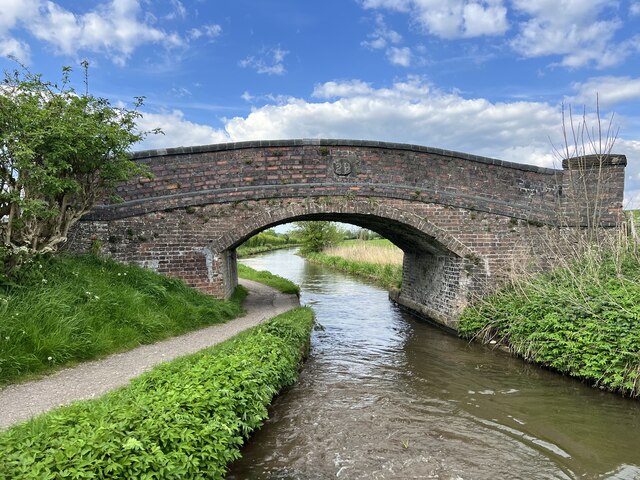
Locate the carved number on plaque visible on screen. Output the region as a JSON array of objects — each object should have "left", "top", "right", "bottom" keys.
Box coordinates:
[{"left": 333, "top": 159, "right": 352, "bottom": 176}]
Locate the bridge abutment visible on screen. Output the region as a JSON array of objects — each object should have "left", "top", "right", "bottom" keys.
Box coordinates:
[{"left": 66, "top": 140, "right": 627, "bottom": 331}]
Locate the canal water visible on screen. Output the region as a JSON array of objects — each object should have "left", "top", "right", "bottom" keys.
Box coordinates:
[{"left": 228, "top": 249, "right": 640, "bottom": 479}]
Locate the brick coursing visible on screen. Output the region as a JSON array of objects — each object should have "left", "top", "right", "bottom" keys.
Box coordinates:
[{"left": 67, "top": 140, "right": 627, "bottom": 330}]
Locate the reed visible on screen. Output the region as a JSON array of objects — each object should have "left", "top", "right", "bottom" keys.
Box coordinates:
[{"left": 324, "top": 240, "right": 403, "bottom": 266}]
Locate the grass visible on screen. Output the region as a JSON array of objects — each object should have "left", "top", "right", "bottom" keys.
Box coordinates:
[
  {"left": 237, "top": 264, "right": 300, "bottom": 295},
  {"left": 302, "top": 239, "right": 403, "bottom": 290},
  {"left": 304, "top": 252, "right": 402, "bottom": 290},
  {"left": 237, "top": 244, "right": 298, "bottom": 258},
  {"left": 459, "top": 247, "right": 640, "bottom": 397},
  {"left": 0, "top": 254, "right": 246, "bottom": 386},
  {"left": 0, "top": 307, "right": 315, "bottom": 479},
  {"left": 326, "top": 239, "right": 403, "bottom": 265}
]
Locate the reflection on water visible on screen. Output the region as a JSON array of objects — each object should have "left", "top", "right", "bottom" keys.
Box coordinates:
[{"left": 229, "top": 249, "right": 640, "bottom": 479}]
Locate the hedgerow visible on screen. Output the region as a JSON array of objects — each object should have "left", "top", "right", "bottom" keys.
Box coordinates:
[
  {"left": 459, "top": 251, "right": 640, "bottom": 397},
  {"left": 0, "top": 307, "right": 314, "bottom": 479}
]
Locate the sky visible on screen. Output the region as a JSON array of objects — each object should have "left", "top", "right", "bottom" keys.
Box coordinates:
[{"left": 1, "top": 0, "right": 640, "bottom": 207}]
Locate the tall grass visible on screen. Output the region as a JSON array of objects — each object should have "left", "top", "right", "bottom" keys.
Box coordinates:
[
  {"left": 305, "top": 253, "right": 402, "bottom": 290},
  {"left": 324, "top": 240, "right": 403, "bottom": 265},
  {"left": 0, "top": 254, "right": 246, "bottom": 386}
]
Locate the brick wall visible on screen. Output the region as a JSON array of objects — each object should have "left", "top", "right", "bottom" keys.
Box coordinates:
[{"left": 68, "top": 140, "right": 627, "bottom": 330}]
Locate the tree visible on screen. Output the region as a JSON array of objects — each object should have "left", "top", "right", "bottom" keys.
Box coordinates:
[
  {"left": 294, "top": 221, "right": 342, "bottom": 254},
  {"left": 0, "top": 62, "right": 153, "bottom": 271}
]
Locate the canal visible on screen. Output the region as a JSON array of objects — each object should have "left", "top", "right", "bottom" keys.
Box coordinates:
[{"left": 228, "top": 249, "right": 640, "bottom": 479}]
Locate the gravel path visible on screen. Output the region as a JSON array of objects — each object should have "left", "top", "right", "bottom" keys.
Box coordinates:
[{"left": 0, "top": 279, "right": 300, "bottom": 430}]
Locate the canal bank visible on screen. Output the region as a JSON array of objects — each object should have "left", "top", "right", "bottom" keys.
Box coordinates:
[
  {"left": 230, "top": 248, "right": 640, "bottom": 479},
  {"left": 0, "top": 281, "right": 311, "bottom": 479},
  {"left": 0, "top": 279, "right": 299, "bottom": 430}
]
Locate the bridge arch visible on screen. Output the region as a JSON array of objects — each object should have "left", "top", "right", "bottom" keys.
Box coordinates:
[
  {"left": 213, "top": 200, "right": 474, "bottom": 258},
  {"left": 67, "top": 139, "right": 626, "bottom": 330},
  {"left": 208, "top": 200, "right": 487, "bottom": 328}
]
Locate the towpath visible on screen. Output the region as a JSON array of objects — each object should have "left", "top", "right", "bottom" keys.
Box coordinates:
[{"left": 0, "top": 279, "right": 299, "bottom": 430}]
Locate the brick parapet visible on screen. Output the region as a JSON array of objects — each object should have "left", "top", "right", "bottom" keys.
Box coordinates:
[
  {"left": 68, "top": 140, "right": 628, "bottom": 329},
  {"left": 88, "top": 140, "right": 569, "bottom": 225}
]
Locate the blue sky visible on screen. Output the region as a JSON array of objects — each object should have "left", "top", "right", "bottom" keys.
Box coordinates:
[{"left": 2, "top": 0, "right": 640, "bottom": 206}]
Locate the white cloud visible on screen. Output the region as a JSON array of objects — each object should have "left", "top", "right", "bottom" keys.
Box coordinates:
[
  {"left": 189, "top": 24, "right": 222, "bottom": 40},
  {"left": 223, "top": 77, "right": 561, "bottom": 167},
  {"left": 618, "top": 139, "right": 640, "bottom": 208},
  {"left": 0, "top": 0, "right": 183, "bottom": 66},
  {"left": 0, "top": 0, "right": 38, "bottom": 62},
  {"left": 0, "top": 37, "right": 30, "bottom": 63},
  {"left": 570, "top": 76, "right": 640, "bottom": 107},
  {"left": 165, "top": 0, "right": 187, "bottom": 20},
  {"left": 362, "top": 14, "right": 403, "bottom": 50},
  {"left": 362, "top": 14, "right": 413, "bottom": 66},
  {"left": 136, "top": 110, "right": 229, "bottom": 150},
  {"left": 135, "top": 77, "right": 639, "bottom": 202},
  {"left": 239, "top": 47, "right": 289, "bottom": 76},
  {"left": 360, "top": 0, "right": 509, "bottom": 38},
  {"left": 361, "top": 0, "right": 640, "bottom": 68},
  {"left": 510, "top": 0, "right": 631, "bottom": 68},
  {"left": 312, "top": 80, "right": 374, "bottom": 99},
  {"left": 387, "top": 46, "right": 412, "bottom": 66}
]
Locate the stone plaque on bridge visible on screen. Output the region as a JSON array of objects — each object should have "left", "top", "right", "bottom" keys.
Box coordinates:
[
  {"left": 332, "top": 158, "right": 352, "bottom": 176},
  {"left": 331, "top": 153, "right": 357, "bottom": 177}
]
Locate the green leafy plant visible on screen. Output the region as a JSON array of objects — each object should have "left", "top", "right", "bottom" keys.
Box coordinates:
[
  {"left": 294, "top": 221, "right": 343, "bottom": 255},
  {"left": 0, "top": 62, "right": 157, "bottom": 272},
  {"left": 0, "top": 307, "right": 314, "bottom": 479},
  {"left": 459, "top": 249, "right": 640, "bottom": 397}
]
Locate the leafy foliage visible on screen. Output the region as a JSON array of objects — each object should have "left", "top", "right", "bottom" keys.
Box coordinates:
[
  {"left": 0, "top": 307, "right": 314, "bottom": 479},
  {"left": 0, "top": 63, "right": 154, "bottom": 271},
  {"left": 0, "top": 254, "right": 245, "bottom": 386},
  {"left": 237, "top": 228, "right": 299, "bottom": 257},
  {"left": 237, "top": 263, "right": 300, "bottom": 295},
  {"left": 459, "top": 249, "right": 640, "bottom": 397},
  {"left": 294, "top": 221, "right": 343, "bottom": 255}
]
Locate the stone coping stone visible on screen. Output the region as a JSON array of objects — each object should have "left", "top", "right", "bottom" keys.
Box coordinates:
[{"left": 130, "top": 139, "right": 560, "bottom": 175}]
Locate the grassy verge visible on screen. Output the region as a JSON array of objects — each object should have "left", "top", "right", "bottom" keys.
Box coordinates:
[
  {"left": 0, "top": 254, "right": 246, "bottom": 386},
  {"left": 237, "top": 244, "right": 299, "bottom": 258},
  {"left": 459, "top": 250, "right": 640, "bottom": 397},
  {"left": 0, "top": 307, "right": 315, "bottom": 479},
  {"left": 304, "top": 252, "right": 402, "bottom": 290},
  {"left": 238, "top": 264, "right": 300, "bottom": 295}
]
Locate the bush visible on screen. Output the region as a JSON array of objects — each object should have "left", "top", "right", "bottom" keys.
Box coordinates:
[
  {"left": 0, "top": 63, "right": 155, "bottom": 271},
  {"left": 0, "top": 307, "right": 314, "bottom": 479}
]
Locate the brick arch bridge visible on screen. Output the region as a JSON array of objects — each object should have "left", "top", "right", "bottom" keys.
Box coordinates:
[{"left": 68, "top": 139, "right": 626, "bottom": 330}]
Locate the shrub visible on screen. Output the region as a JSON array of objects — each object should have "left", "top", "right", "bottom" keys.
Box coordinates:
[
  {"left": 0, "top": 307, "right": 314, "bottom": 479},
  {"left": 459, "top": 250, "right": 640, "bottom": 397}
]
